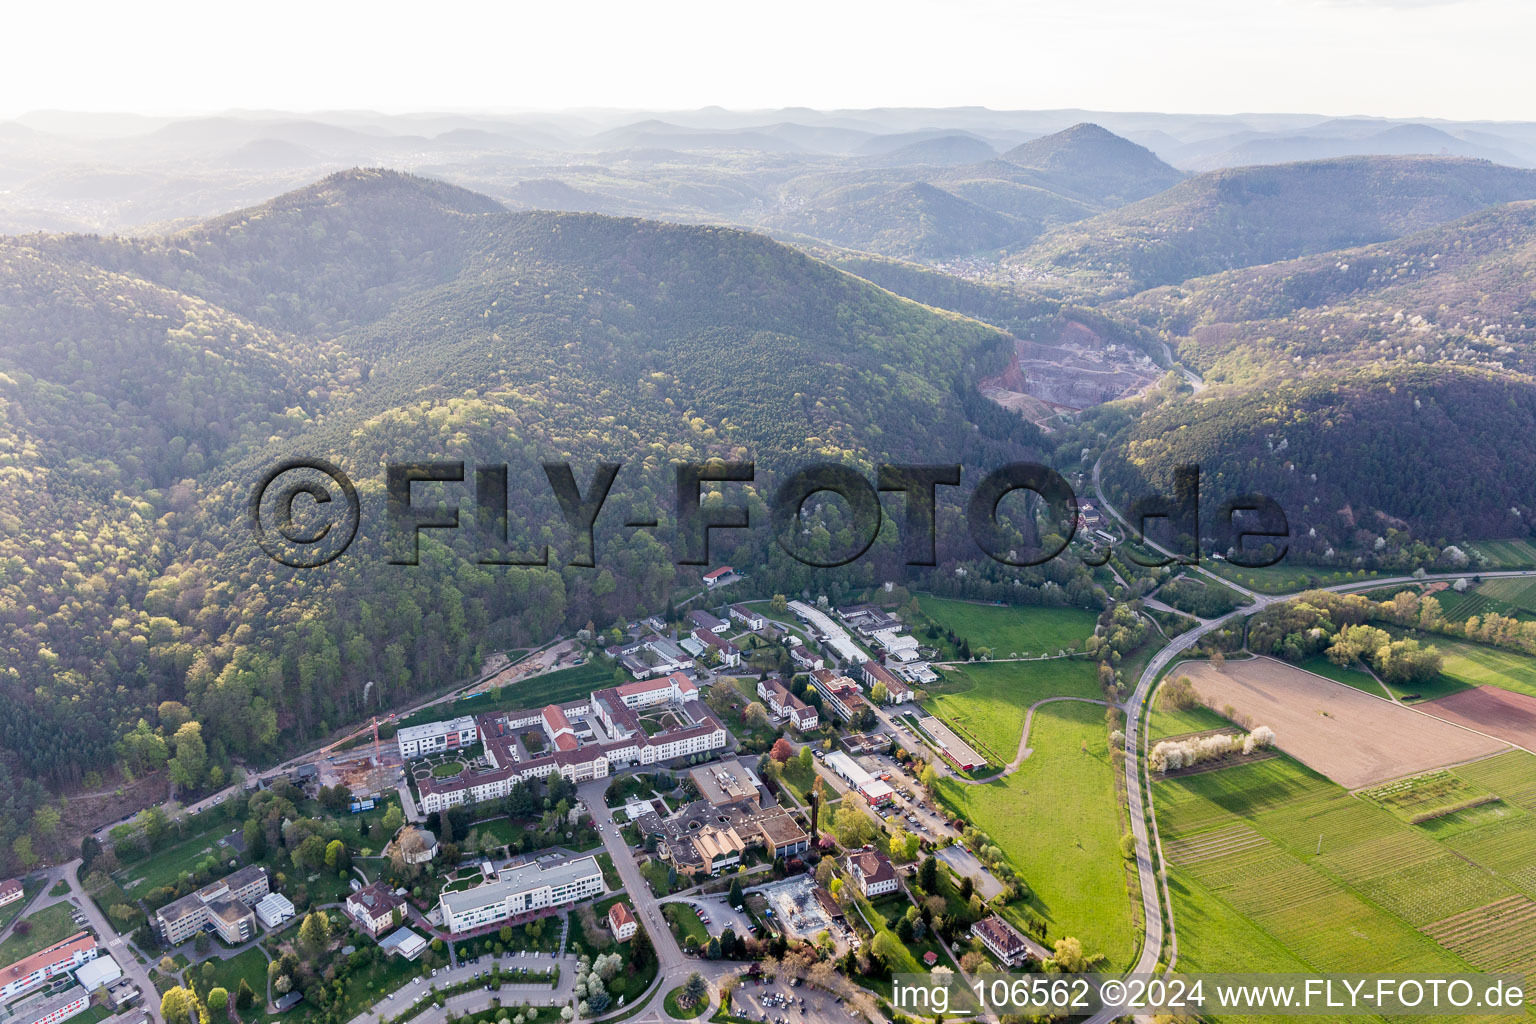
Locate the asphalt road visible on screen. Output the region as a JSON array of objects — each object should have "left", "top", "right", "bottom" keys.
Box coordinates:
[{"left": 1084, "top": 454, "right": 1536, "bottom": 1024}]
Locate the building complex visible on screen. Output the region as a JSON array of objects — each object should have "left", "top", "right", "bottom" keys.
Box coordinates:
[
  {"left": 413, "top": 672, "right": 727, "bottom": 815},
  {"left": 153, "top": 866, "right": 269, "bottom": 946},
  {"left": 437, "top": 857, "right": 605, "bottom": 933}
]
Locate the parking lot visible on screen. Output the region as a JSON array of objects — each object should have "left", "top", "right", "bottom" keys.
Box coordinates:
[
  {"left": 669, "top": 892, "right": 755, "bottom": 939},
  {"left": 854, "top": 751, "right": 955, "bottom": 839},
  {"left": 731, "top": 976, "right": 857, "bottom": 1024}
]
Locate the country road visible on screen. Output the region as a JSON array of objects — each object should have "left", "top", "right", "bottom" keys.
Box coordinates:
[{"left": 1084, "top": 455, "right": 1536, "bottom": 1023}]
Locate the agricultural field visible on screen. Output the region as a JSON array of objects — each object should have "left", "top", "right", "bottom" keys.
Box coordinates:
[
  {"left": 1149, "top": 701, "right": 1234, "bottom": 742},
  {"left": 1456, "top": 750, "right": 1536, "bottom": 811},
  {"left": 935, "top": 701, "right": 1135, "bottom": 969},
  {"left": 1155, "top": 747, "right": 1536, "bottom": 993},
  {"left": 1172, "top": 659, "right": 1507, "bottom": 788},
  {"left": 1425, "top": 636, "right": 1536, "bottom": 700},
  {"left": 922, "top": 657, "right": 1102, "bottom": 765},
  {"left": 0, "top": 902, "right": 78, "bottom": 963},
  {"left": 1432, "top": 577, "right": 1536, "bottom": 622},
  {"left": 1421, "top": 686, "right": 1536, "bottom": 751},
  {"left": 915, "top": 595, "right": 1097, "bottom": 658},
  {"left": 1359, "top": 770, "right": 1502, "bottom": 825},
  {"left": 1468, "top": 539, "right": 1536, "bottom": 569}
]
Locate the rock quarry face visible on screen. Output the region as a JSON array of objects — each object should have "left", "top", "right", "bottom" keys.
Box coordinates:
[{"left": 980, "top": 318, "right": 1162, "bottom": 423}]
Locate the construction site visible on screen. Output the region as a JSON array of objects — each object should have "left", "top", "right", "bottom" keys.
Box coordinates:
[{"left": 316, "top": 714, "right": 406, "bottom": 797}]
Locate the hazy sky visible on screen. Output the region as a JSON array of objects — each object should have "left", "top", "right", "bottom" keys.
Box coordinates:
[{"left": 5, "top": 0, "right": 1534, "bottom": 121}]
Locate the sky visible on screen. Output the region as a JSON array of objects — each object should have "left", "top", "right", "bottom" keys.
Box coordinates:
[{"left": 4, "top": 0, "right": 1534, "bottom": 122}]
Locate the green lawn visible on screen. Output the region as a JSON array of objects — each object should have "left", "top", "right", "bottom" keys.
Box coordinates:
[
  {"left": 83, "top": 875, "right": 145, "bottom": 932},
  {"left": 188, "top": 947, "right": 272, "bottom": 1017},
  {"left": 663, "top": 903, "right": 710, "bottom": 948},
  {"left": 640, "top": 859, "right": 674, "bottom": 898},
  {"left": 917, "top": 596, "right": 1097, "bottom": 657},
  {"left": 1153, "top": 752, "right": 1536, "bottom": 987},
  {"left": 1294, "top": 654, "right": 1389, "bottom": 697},
  {"left": 936, "top": 701, "right": 1135, "bottom": 969},
  {"left": 0, "top": 902, "right": 78, "bottom": 963},
  {"left": 665, "top": 985, "right": 708, "bottom": 1020},
  {"left": 1149, "top": 700, "right": 1234, "bottom": 742},
  {"left": 922, "top": 658, "right": 1102, "bottom": 765},
  {"left": 0, "top": 877, "right": 41, "bottom": 933},
  {"left": 398, "top": 662, "right": 616, "bottom": 729},
  {"left": 114, "top": 816, "right": 243, "bottom": 898},
  {"left": 332, "top": 949, "right": 429, "bottom": 1021},
  {"left": 775, "top": 756, "right": 816, "bottom": 806}
]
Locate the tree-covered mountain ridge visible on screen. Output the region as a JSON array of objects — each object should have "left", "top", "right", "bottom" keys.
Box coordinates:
[
  {"left": 0, "top": 169, "right": 1110, "bottom": 855},
  {"left": 1118, "top": 199, "right": 1536, "bottom": 385},
  {"left": 1099, "top": 363, "right": 1536, "bottom": 562},
  {"left": 1011, "top": 156, "right": 1536, "bottom": 297}
]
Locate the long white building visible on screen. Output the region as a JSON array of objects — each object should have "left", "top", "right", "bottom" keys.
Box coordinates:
[
  {"left": 787, "top": 601, "right": 868, "bottom": 664},
  {"left": 1, "top": 934, "right": 97, "bottom": 1002},
  {"left": 438, "top": 857, "right": 605, "bottom": 933}
]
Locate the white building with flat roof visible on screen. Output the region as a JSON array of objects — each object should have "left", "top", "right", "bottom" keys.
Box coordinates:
[
  {"left": 438, "top": 856, "right": 605, "bottom": 933},
  {"left": 71, "top": 956, "right": 121, "bottom": 992},
  {"left": 254, "top": 892, "right": 295, "bottom": 929},
  {"left": 397, "top": 716, "right": 478, "bottom": 759},
  {"left": 824, "top": 751, "right": 895, "bottom": 806}
]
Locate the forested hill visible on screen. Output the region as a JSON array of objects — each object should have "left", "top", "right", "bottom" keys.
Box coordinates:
[
  {"left": 0, "top": 170, "right": 1100, "bottom": 865},
  {"left": 1091, "top": 194, "right": 1536, "bottom": 564},
  {"left": 1119, "top": 199, "right": 1536, "bottom": 383},
  {"left": 1016, "top": 156, "right": 1536, "bottom": 296},
  {"left": 1099, "top": 365, "right": 1536, "bottom": 560},
  {"left": 1001, "top": 123, "right": 1185, "bottom": 204}
]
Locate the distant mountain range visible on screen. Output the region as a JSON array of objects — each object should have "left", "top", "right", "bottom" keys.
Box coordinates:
[{"left": 6, "top": 106, "right": 1536, "bottom": 237}]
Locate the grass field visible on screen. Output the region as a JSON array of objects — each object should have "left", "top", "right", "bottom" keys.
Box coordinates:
[
  {"left": 1294, "top": 654, "right": 1388, "bottom": 697},
  {"left": 936, "top": 701, "right": 1134, "bottom": 968},
  {"left": 1149, "top": 701, "right": 1234, "bottom": 742},
  {"left": 0, "top": 902, "right": 77, "bottom": 963},
  {"left": 1425, "top": 636, "right": 1536, "bottom": 700},
  {"left": 0, "top": 877, "right": 41, "bottom": 934},
  {"left": 1154, "top": 750, "right": 1536, "bottom": 989},
  {"left": 113, "top": 815, "right": 243, "bottom": 898},
  {"left": 922, "top": 658, "right": 1102, "bottom": 764},
  {"left": 332, "top": 949, "right": 427, "bottom": 1020},
  {"left": 398, "top": 662, "right": 617, "bottom": 729},
  {"left": 916, "top": 596, "right": 1098, "bottom": 658}
]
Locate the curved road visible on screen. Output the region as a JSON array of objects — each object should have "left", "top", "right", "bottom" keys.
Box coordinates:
[{"left": 1084, "top": 455, "right": 1536, "bottom": 1023}]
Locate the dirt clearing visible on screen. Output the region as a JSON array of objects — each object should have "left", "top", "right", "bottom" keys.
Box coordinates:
[
  {"left": 1421, "top": 686, "right": 1536, "bottom": 752},
  {"left": 1172, "top": 658, "right": 1508, "bottom": 788}
]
